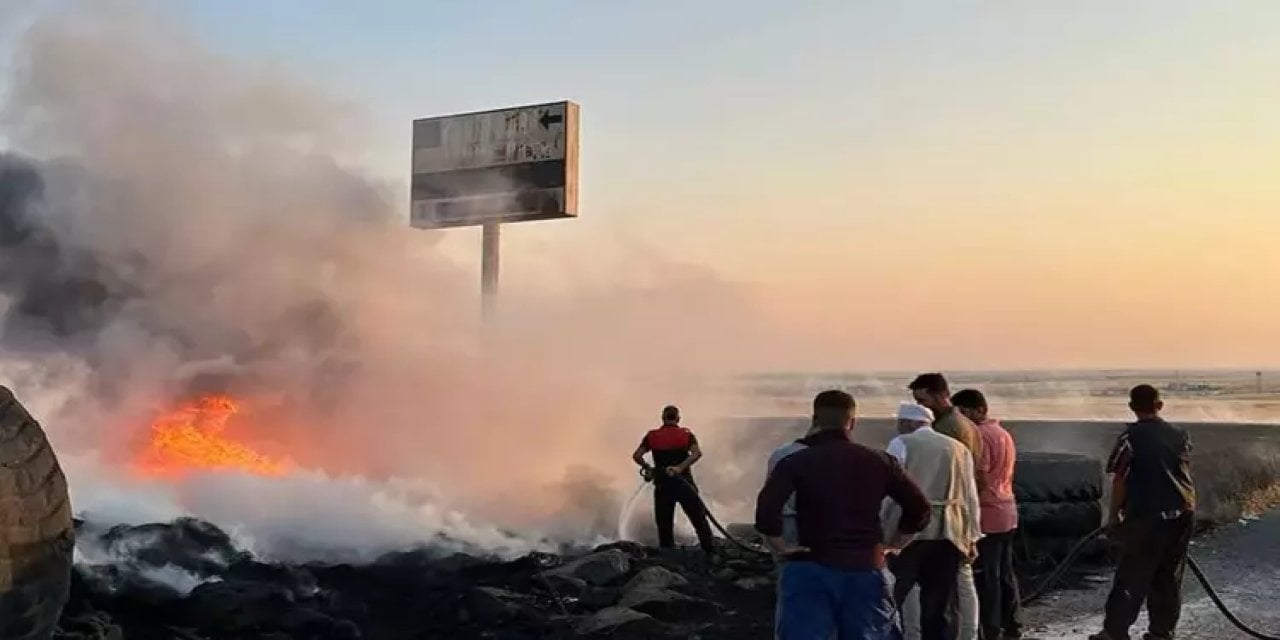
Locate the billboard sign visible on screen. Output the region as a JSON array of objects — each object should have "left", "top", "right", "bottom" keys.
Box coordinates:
[{"left": 410, "top": 101, "right": 580, "bottom": 229}]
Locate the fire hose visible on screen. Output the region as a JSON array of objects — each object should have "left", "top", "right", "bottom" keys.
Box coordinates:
[
  {"left": 638, "top": 469, "right": 768, "bottom": 556},
  {"left": 637, "top": 471, "right": 1280, "bottom": 639},
  {"left": 1016, "top": 526, "right": 1280, "bottom": 640}
]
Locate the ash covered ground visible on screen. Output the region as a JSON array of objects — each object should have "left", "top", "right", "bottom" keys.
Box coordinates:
[{"left": 60, "top": 517, "right": 781, "bottom": 640}]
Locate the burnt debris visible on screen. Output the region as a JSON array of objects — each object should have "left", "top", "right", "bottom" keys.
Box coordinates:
[{"left": 59, "top": 518, "right": 780, "bottom": 640}]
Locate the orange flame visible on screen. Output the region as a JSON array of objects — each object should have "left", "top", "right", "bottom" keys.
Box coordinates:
[{"left": 134, "top": 394, "right": 290, "bottom": 478}]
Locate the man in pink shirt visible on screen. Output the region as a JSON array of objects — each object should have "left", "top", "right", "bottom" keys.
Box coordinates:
[{"left": 953, "top": 389, "right": 1022, "bottom": 640}]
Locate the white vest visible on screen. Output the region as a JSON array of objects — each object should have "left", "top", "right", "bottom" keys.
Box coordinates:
[{"left": 882, "top": 427, "right": 983, "bottom": 555}]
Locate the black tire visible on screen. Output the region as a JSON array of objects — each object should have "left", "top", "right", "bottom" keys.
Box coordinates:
[
  {"left": 1019, "top": 500, "right": 1103, "bottom": 538},
  {"left": 0, "top": 387, "right": 74, "bottom": 640},
  {"left": 1014, "top": 452, "right": 1105, "bottom": 503},
  {"left": 0, "top": 537, "right": 73, "bottom": 640}
]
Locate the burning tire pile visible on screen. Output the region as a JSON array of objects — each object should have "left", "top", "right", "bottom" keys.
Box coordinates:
[
  {"left": 56, "top": 519, "right": 779, "bottom": 640},
  {"left": 1013, "top": 452, "right": 1106, "bottom": 567}
]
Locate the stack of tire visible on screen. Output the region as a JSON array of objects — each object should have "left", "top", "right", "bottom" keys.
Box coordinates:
[{"left": 1012, "top": 452, "right": 1106, "bottom": 569}]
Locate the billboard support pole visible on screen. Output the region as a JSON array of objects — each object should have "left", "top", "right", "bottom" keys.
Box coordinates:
[
  {"left": 481, "top": 222, "right": 500, "bottom": 319},
  {"left": 410, "top": 101, "right": 578, "bottom": 324}
]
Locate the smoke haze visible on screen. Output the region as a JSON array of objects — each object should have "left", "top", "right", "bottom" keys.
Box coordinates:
[{"left": 0, "top": 2, "right": 793, "bottom": 558}]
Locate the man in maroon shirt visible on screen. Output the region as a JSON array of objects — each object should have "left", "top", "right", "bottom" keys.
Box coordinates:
[{"left": 756, "top": 390, "right": 932, "bottom": 640}]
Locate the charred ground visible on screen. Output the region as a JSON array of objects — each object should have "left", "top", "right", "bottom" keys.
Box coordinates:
[{"left": 60, "top": 518, "right": 781, "bottom": 640}]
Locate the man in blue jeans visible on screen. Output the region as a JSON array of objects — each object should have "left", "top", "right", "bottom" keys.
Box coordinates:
[{"left": 756, "top": 390, "right": 933, "bottom": 640}]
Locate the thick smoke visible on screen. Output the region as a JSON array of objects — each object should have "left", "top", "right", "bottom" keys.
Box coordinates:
[{"left": 0, "top": 2, "right": 785, "bottom": 558}]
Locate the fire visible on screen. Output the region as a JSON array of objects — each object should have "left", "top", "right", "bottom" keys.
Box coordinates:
[{"left": 134, "top": 394, "right": 291, "bottom": 478}]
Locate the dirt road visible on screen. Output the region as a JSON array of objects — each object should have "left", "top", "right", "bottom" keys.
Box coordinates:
[{"left": 1025, "top": 508, "right": 1280, "bottom": 639}]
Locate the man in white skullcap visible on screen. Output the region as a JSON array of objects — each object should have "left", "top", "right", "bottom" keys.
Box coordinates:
[
  {"left": 887, "top": 402, "right": 934, "bottom": 463},
  {"left": 885, "top": 402, "right": 982, "bottom": 640},
  {"left": 885, "top": 402, "right": 934, "bottom": 640}
]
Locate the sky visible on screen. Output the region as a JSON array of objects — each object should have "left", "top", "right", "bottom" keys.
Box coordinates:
[{"left": 10, "top": 1, "right": 1280, "bottom": 369}]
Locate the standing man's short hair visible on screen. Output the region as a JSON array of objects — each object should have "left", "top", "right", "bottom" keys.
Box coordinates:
[
  {"left": 951, "top": 389, "right": 988, "bottom": 412},
  {"left": 1129, "top": 385, "right": 1161, "bottom": 413},
  {"left": 662, "top": 405, "right": 681, "bottom": 423},
  {"left": 812, "top": 390, "right": 856, "bottom": 430},
  {"left": 813, "top": 390, "right": 856, "bottom": 412},
  {"left": 908, "top": 373, "right": 950, "bottom": 396},
  {"left": 909, "top": 373, "right": 956, "bottom": 415}
]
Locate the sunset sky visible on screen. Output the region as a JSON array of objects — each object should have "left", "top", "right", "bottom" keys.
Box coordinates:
[{"left": 14, "top": 1, "right": 1280, "bottom": 369}]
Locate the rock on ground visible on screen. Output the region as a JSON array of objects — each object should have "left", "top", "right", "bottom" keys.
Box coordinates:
[
  {"left": 623, "top": 567, "right": 689, "bottom": 593},
  {"left": 617, "top": 587, "right": 717, "bottom": 622},
  {"left": 574, "top": 607, "right": 660, "bottom": 637},
  {"left": 544, "top": 550, "right": 632, "bottom": 587}
]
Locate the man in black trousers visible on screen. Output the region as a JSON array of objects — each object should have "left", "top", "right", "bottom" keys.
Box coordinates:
[
  {"left": 1090, "top": 385, "right": 1196, "bottom": 640},
  {"left": 632, "top": 405, "right": 716, "bottom": 557}
]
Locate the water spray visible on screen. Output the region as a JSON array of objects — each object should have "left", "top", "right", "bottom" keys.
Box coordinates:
[
  {"left": 615, "top": 478, "right": 651, "bottom": 542},
  {"left": 615, "top": 468, "right": 771, "bottom": 556}
]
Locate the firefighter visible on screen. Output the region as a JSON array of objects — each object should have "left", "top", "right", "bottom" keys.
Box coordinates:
[{"left": 631, "top": 405, "right": 716, "bottom": 556}]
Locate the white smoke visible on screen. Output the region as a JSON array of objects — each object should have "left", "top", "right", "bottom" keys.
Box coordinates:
[
  {"left": 0, "top": 1, "right": 788, "bottom": 560},
  {"left": 65, "top": 449, "right": 562, "bottom": 563}
]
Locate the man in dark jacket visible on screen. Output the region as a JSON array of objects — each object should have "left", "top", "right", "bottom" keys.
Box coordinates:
[
  {"left": 1090, "top": 385, "right": 1196, "bottom": 640},
  {"left": 756, "top": 390, "right": 932, "bottom": 640}
]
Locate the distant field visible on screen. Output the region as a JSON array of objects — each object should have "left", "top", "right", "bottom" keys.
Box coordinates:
[
  {"left": 729, "top": 396, "right": 1280, "bottom": 425},
  {"left": 726, "top": 369, "right": 1280, "bottom": 423}
]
